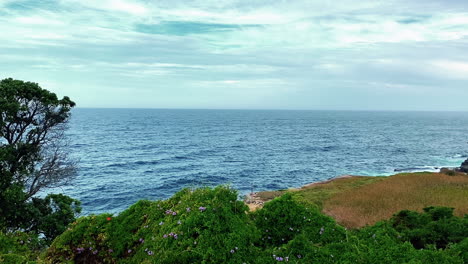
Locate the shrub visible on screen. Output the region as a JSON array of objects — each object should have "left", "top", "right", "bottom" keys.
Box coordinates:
[
  {"left": 390, "top": 206, "right": 468, "bottom": 249},
  {"left": 0, "top": 231, "right": 41, "bottom": 263},
  {"left": 45, "top": 186, "right": 259, "bottom": 264},
  {"left": 253, "top": 193, "right": 345, "bottom": 248},
  {"left": 42, "top": 187, "right": 467, "bottom": 263}
]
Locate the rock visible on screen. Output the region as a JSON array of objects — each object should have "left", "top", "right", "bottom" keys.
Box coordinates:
[
  {"left": 440, "top": 167, "right": 454, "bottom": 174},
  {"left": 460, "top": 158, "right": 468, "bottom": 173}
]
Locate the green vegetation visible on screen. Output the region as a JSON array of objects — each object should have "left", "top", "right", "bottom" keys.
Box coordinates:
[
  {"left": 0, "top": 78, "right": 80, "bottom": 244},
  {"left": 3, "top": 186, "right": 463, "bottom": 263},
  {"left": 253, "top": 172, "right": 468, "bottom": 228},
  {"left": 2, "top": 79, "right": 467, "bottom": 263}
]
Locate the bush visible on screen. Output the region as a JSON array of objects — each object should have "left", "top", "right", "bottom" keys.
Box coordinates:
[
  {"left": 390, "top": 206, "right": 468, "bottom": 249},
  {"left": 42, "top": 187, "right": 467, "bottom": 263},
  {"left": 45, "top": 186, "right": 259, "bottom": 264},
  {"left": 0, "top": 231, "right": 41, "bottom": 263},
  {"left": 252, "top": 193, "right": 345, "bottom": 248}
]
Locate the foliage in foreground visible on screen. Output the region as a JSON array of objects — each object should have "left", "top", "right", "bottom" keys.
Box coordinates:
[
  {"left": 0, "top": 78, "right": 80, "bottom": 243},
  {"left": 4, "top": 186, "right": 466, "bottom": 263}
]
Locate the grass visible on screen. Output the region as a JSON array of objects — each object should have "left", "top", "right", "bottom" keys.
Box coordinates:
[
  {"left": 291, "top": 176, "right": 385, "bottom": 209},
  {"left": 323, "top": 172, "right": 468, "bottom": 228},
  {"left": 253, "top": 176, "right": 385, "bottom": 210},
  {"left": 253, "top": 172, "right": 468, "bottom": 229}
]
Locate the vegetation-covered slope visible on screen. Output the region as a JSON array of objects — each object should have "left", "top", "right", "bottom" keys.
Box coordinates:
[
  {"left": 2, "top": 185, "right": 464, "bottom": 263},
  {"left": 252, "top": 172, "right": 468, "bottom": 228}
]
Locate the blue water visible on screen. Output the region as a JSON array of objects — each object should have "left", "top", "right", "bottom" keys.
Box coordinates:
[{"left": 54, "top": 109, "right": 468, "bottom": 215}]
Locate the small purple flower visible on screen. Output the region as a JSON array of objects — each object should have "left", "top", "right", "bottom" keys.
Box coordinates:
[
  {"left": 108, "top": 249, "right": 113, "bottom": 253},
  {"left": 186, "top": 207, "right": 191, "bottom": 212},
  {"left": 172, "top": 211, "right": 177, "bottom": 216},
  {"left": 89, "top": 247, "right": 93, "bottom": 250},
  {"left": 148, "top": 250, "right": 154, "bottom": 256},
  {"left": 276, "top": 256, "right": 284, "bottom": 261},
  {"left": 159, "top": 221, "right": 164, "bottom": 226},
  {"left": 127, "top": 249, "right": 132, "bottom": 254},
  {"left": 173, "top": 234, "right": 178, "bottom": 239},
  {"left": 163, "top": 234, "right": 168, "bottom": 238},
  {"left": 92, "top": 250, "right": 98, "bottom": 255},
  {"left": 139, "top": 238, "right": 145, "bottom": 243},
  {"left": 230, "top": 249, "right": 235, "bottom": 253},
  {"left": 199, "top": 206, "right": 206, "bottom": 212},
  {"left": 297, "top": 254, "right": 302, "bottom": 259}
]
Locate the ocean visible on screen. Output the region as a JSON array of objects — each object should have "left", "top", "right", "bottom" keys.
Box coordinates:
[{"left": 55, "top": 109, "right": 468, "bottom": 215}]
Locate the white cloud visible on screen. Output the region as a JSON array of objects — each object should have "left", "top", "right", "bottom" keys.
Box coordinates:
[
  {"left": 15, "top": 16, "right": 65, "bottom": 25},
  {"left": 1, "top": 0, "right": 468, "bottom": 110},
  {"left": 61, "top": 0, "right": 148, "bottom": 16},
  {"left": 430, "top": 60, "right": 468, "bottom": 80}
]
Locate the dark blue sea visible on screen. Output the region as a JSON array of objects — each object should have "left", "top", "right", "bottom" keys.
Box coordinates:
[{"left": 54, "top": 109, "right": 468, "bottom": 215}]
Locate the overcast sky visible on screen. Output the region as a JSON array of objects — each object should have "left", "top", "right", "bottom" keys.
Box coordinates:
[{"left": 1, "top": 0, "right": 468, "bottom": 110}]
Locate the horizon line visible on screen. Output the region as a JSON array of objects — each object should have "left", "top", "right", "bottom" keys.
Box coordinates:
[{"left": 72, "top": 107, "right": 468, "bottom": 113}]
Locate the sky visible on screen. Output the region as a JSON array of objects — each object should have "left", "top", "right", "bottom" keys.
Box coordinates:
[{"left": 1, "top": 0, "right": 468, "bottom": 111}]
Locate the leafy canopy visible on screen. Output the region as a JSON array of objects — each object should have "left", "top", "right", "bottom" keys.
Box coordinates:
[{"left": 0, "top": 78, "right": 80, "bottom": 242}]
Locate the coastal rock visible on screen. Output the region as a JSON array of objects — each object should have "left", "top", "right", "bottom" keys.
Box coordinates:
[{"left": 460, "top": 158, "right": 468, "bottom": 173}]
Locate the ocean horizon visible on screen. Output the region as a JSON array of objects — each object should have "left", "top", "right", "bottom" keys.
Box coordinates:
[{"left": 49, "top": 108, "right": 468, "bottom": 215}]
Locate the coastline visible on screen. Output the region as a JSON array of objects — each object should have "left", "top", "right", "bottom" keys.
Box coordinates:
[
  {"left": 245, "top": 170, "right": 468, "bottom": 228},
  {"left": 245, "top": 174, "right": 367, "bottom": 211}
]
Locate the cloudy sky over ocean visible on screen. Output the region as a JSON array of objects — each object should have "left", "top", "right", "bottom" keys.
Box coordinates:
[{"left": 1, "top": 0, "right": 468, "bottom": 110}]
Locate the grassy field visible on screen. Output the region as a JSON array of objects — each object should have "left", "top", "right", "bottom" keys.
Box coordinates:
[{"left": 252, "top": 172, "right": 468, "bottom": 228}]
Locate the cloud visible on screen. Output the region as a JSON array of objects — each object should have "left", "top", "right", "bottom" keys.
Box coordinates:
[
  {"left": 1, "top": 0, "right": 468, "bottom": 110},
  {"left": 430, "top": 60, "right": 468, "bottom": 80}
]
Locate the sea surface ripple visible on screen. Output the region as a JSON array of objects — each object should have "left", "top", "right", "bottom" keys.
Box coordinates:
[{"left": 52, "top": 109, "right": 468, "bottom": 214}]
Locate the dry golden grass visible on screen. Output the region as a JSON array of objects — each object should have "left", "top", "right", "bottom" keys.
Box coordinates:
[
  {"left": 247, "top": 175, "right": 384, "bottom": 211},
  {"left": 323, "top": 172, "right": 468, "bottom": 228},
  {"left": 292, "top": 175, "right": 384, "bottom": 209}
]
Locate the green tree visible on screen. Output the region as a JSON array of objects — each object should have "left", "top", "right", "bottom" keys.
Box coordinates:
[{"left": 0, "top": 78, "right": 81, "bottom": 242}]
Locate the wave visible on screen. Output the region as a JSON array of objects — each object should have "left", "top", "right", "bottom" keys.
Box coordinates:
[
  {"left": 393, "top": 166, "right": 439, "bottom": 172},
  {"left": 105, "top": 159, "right": 160, "bottom": 168},
  {"left": 299, "top": 145, "right": 338, "bottom": 152}
]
